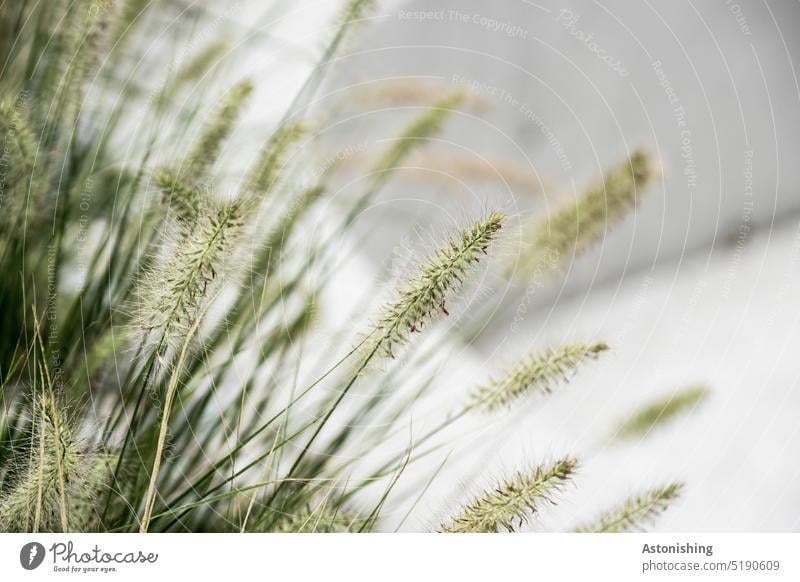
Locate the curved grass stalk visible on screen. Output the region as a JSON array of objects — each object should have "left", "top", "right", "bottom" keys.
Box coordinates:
[
  {"left": 139, "top": 289, "right": 222, "bottom": 533},
  {"left": 256, "top": 213, "right": 504, "bottom": 518}
]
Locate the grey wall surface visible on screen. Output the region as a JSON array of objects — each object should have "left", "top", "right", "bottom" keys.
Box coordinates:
[{"left": 325, "top": 0, "right": 800, "bottom": 299}]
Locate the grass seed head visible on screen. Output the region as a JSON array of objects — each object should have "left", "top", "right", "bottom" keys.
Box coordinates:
[
  {"left": 574, "top": 482, "right": 683, "bottom": 533},
  {"left": 439, "top": 457, "right": 577, "bottom": 533},
  {"left": 186, "top": 79, "right": 254, "bottom": 176},
  {"left": 138, "top": 199, "right": 242, "bottom": 347},
  {"left": 517, "top": 150, "right": 653, "bottom": 278},
  {"left": 616, "top": 387, "right": 708, "bottom": 440},
  {"left": 0, "top": 397, "right": 79, "bottom": 532},
  {"left": 368, "top": 211, "right": 504, "bottom": 359},
  {"left": 470, "top": 343, "right": 609, "bottom": 412}
]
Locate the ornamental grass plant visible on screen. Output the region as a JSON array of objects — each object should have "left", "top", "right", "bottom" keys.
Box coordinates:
[{"left": 0, "top": 0, "right": 701, "bottom": 533}]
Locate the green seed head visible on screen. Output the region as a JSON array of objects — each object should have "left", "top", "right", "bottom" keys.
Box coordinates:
[{"left": 439, "top": 458, "right": 577, "bottom": 533}]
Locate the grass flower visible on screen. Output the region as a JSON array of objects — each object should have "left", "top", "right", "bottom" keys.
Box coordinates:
[
  {"left": 153, "top": 169, "right": 204, "bottom": 222},
  {"left": 65, "top": 454, "right": 116, "bottom": 533},
  {"left": 439, "top": 458, "right": 577, "bottom": 533},
  {"left": 615, "top": 387, "right": 708, "bottom": 440},
  {"left": 369, "top": 212, "right": 504, "bottom": 359},
  {"left": 324, "top": 0, "right": 377, "bottom": 62},
  {"left": 186, "top": 80, "right": 254, "bottom": 176},
  {"left": 243, "top": 120, "right": 306, "bottom": 198},
  {"left": 173, "top": 40, "right": 230, "bottom": 90},
  {"left": 470, "top": 343, "right": 608, "bottom": 412},
  {"left": 517, "top": 150, "right": 653, "bottom": 278},
  {"left": 139, "top": 199, "right": 242, "bottom": 346},
  {"left": 574, "top": 482, "right": 683, "bottom": 532},
  {"left": 369, "top": 92, "right": 463, "bottom": 185},
  {"left": 0, "top": 397, "right": 78, "bottom": 532}
]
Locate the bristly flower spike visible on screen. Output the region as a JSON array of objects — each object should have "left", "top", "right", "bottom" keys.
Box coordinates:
[
  {"left": 242, "top": 120, "right": 306, "bottom": 200},
  {"left": 470, "top": 343, "right": 609, "bottom": 412},
  {"left": 185, "top": 79, "right": 254, "bottom": 176},
  {"left": 368, "top": 212, "right": 503, "bottom": 359},
  {"left": 615, "top": 387, "right": 708, "bottom": 440},
  {"left": 138, "top": 199, "right": 242, "bottom": 346},
  {"left": 573, "top": 482, "right": 683, "bottom": 533},
  {"left": 517, "top": 150, "right": 653, "bottom": 278},
  {"left": 153, "top": 168, "right": 204, "bottom": 223},
  {"left": 439, "top": 458, "right": 577, "bottom": 533}
]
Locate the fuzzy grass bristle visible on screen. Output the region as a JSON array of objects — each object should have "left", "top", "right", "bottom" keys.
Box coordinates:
[{"left": 154, "top": 169, "right": 205, "bottom": 222}]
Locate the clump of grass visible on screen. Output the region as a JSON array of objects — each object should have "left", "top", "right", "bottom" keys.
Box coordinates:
[
  {"left": 368, "top": 211, "right": 503, "bottom": 359},
  {"left": 615, "top": 387, "right": 708, "bottom": 440},
  {"left": 0, "top": 0, "right": 696, "bottom": 535},
  {"left": 574, "top": 482, "right": 683, "bottom": 532},
  {"left": 469, "top": 343, "right": 608, "bottom": 412},
  {"left": 273, "top": 503, "right": 362, "bottom": 533},
  {"left": 439, "top": 458, "right": 577, "bottom": 533},
  {"left": 0, "top": 396, "right": 78, "bottom": 532}
]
